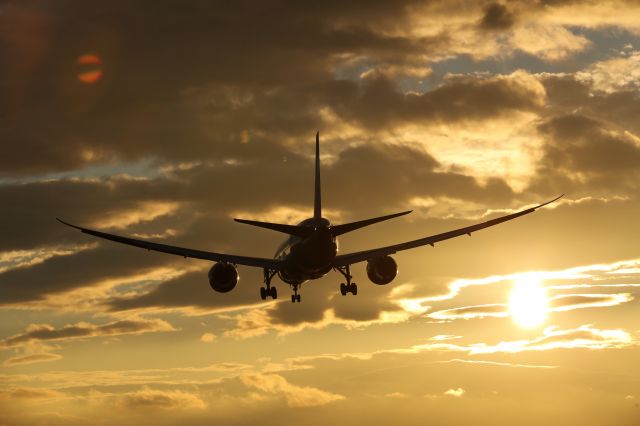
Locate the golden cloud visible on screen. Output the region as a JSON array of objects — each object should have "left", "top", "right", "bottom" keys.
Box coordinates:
[
  {"left": 415, "top": 325, "right": 633, "bottom": 355},
  {"left": 576, "top": 51, "right": 640, "bottom": 93},
  {"left": 2, "top": 352, "right": 62, "bottom": 367},
  {"left": 117, "top": 386, "right": 206, "bottom": 410},
  {"left": 0, "top": 387, "right": 65, "bottom": 400},
  {"left": 240, "top": 374, "right": 345, "bottom": 408},
  {"left": 88, "top": 201, "right": 182, "bottom": 230},
  {"left": 444, "top": 387, "right": 465, "bottom": 397},
  {"left": 428, "top": 293, "right": 633, "bottom": 321}
]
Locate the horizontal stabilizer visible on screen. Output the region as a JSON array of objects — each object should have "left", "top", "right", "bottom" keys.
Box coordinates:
[
  {"left": 330, "top": 210, "right": 412, "bottom": 236},
  {"left": 234, "top": 218, "right": 314, "bottom": 238}
]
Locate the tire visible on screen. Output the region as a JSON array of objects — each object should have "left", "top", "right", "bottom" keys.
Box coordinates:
[
  {"left": 351, "top": 283, "right": 358, "bottom": 296},
  {"left": 260, "top": 287, "right": 267, "bottom": 300},
  {"left": 296, "top": 294, "right": 301, "bottom": 303},
  {"left": 340, "top": 283, "right": 347, "bottom": 296},
  {"left": 270, "top": 286, "right": 277, "bottom": 299},
  {"left": 291, "top": 295, "right": 296, "bottom": 303}
]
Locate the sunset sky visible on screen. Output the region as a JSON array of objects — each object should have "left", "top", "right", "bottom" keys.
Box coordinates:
[{"left": 2, "top": 1, "right": 640, "bottom": 425}]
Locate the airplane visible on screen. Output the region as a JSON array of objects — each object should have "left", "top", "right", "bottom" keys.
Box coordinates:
[{"left": 58, "top": 132, "right": 562, "bottom": 303}]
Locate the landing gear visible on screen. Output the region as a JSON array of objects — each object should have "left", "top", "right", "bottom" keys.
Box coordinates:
[
  {"left": 335, "top": 265, "right": 357, "bottom": 296},
  {"left": 290, "top": 284, "right": 301, "bottom": 303},
  {"left": 340, "top": 282, "right": 357, "bottom": 295},
  {"left": 261, "top": 268, "right": 278, "bottom": 300}
]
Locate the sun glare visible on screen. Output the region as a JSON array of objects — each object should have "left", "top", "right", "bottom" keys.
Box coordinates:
[{"left": 509, "top": 274, "right": 548, "bottom": 328}]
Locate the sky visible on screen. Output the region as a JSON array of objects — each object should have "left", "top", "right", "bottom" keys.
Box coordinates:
[{"left": 1, "top": 0, "right": 640, "bottom": 424}]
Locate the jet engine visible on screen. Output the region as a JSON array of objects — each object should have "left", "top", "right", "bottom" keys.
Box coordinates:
[
  {"left": 208, "top": 262, "right": 238, "bottom": 293},
  {"left": 366, "top": 256, "right": 398, "bottom": 285}
]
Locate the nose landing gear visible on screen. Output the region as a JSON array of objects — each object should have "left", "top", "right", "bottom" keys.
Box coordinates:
[{"left": 291, "top": 284, "right": 301, "bottom": 303}]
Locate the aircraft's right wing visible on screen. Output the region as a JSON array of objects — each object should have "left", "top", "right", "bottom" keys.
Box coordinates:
[
  {"left": 57, "top": 219, "right": 281, "bottom": 269},
  {"left": 332, "top": 195, "right": 563, "bottom": 267}
]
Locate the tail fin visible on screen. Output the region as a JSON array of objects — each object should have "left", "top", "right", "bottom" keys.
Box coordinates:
[{"left": 314, "top": 131, "right": 322, "bottom": 222}]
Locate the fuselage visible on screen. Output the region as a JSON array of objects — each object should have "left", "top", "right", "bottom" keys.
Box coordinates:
[{"left": 275, "top": 217, "right": 338, "bottom": 285}]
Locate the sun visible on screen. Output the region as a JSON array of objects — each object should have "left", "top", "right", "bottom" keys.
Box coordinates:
[{"left": 509, "top": 274, "right": 548, "bottom": 328}]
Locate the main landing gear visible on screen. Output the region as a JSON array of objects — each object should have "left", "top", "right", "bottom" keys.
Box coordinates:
[
  {"left": 260, "top": 269, "right": 278, "bottom": 300},
  {"left": 335, "top": 265, "right": 357, "bottom": 296}
]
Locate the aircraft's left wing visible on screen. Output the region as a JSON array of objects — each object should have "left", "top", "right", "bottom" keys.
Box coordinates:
[
  {"left": 57, "top": 219, "right": 281, "bottom": 269},
  {"left": 332, "top": 195, "right": 562, "bottom": 267}
]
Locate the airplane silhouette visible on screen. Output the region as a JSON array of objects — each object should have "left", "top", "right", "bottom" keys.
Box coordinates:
[{"left": 59, "top": 132, "right": 562, "bottom": 303}]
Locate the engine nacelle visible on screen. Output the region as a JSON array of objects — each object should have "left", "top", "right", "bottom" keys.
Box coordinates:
[
  {"left": 366, "top": 256, "right": 397, "bottom": 285},
  {"left": 208, "top": 262, "right": 239, "bottom": 293}
]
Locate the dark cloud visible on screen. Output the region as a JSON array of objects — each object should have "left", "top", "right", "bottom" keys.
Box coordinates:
[
  {"left": 529, "top": 113, "right": 640, "bottom": 196},
  {"left": 0, "top": 1, "right": 550, "bottom": 178},
  {"left": 479, "top": 3, "right": 515, "bottom": 31},
  {"left": 0, "top": 318, "right": 174, "bottom": 348},
  {"left": 0, "top": 245, "right": 176, "bottom": 304},
  {"left": 0, "top": 0, "right": 426, "bottom": 176},
  {"left": 328, "top": 72, "right": 544, "bottom": 129},
  {"left": 106, "top": 270, "right": 259, "bottom": 312}
]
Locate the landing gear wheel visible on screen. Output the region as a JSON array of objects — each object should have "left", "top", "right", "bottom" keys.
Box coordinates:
[
  {"left": 296, "top": 294, "right": 301, "bottom": 303},
  {"left": 260, "top": 287, "right": 267, "bottom": 300},
  {"left": 270, "top": 286, "right": 277, "bottom": 299},
  {"left": 350, "top": 283, "right": 358, "bottom": 295},
  {"left": 340, "top": 283, "right": 347, "bottom": 296},
  {"left": 291, "top": 295, "right": 296, "bottom": 303}
]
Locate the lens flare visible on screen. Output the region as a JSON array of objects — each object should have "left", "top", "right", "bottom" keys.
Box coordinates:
[
  {"left": 76, "top": 53, "right": 103, "bottom": 84},
  {"left": 509, "top": 274, "right": 548, "bottom": 328}
]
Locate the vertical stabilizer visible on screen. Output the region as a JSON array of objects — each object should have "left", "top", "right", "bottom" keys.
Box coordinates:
[{"left": 314, "top": 131, "right": 322, "bottom": 222}]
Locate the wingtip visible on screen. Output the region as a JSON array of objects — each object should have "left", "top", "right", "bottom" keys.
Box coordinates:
[
  {"left": 534, "top": 194, "right": 564, "bottom": 210},
  {"left": 57, "top": 217, "right": 80, "bottom": 230}
]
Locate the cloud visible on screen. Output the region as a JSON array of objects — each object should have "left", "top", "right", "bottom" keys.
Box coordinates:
[
  {"left": 240, "top": 374, "right": 344, "bottom": 407},
  {"left": 418, "top": 325, "right": 633, "bottom": 355},
  {"left": 444, "top": 387, "right": 465, "bottom": 397},
  {"left": 0, "top": 318, "right": 175, "bottom": 349},
  {"left": 577, "top": 51, "right": 640, "bottom": 93},
  {"left": 332, "top": 70, "right": 546, "bottom": 130},
  {"left": 429, "top": 304, "right": 508, "bottom": 320},
  {"left": 479, "top": 2, "right": 515, "bottom": 31},
  {"left": 2, "top": 352, "right": 62, "bottom": 367},
  {"left": 510, "top": 24, "right": 590, "bottom": 61},
  {"left": 200, "top": 333, "right": 216, "bottom": 343},
  {"left": 117, "top": 386, "right": 205, "bottom": 410},
  {"left": 428, "top": 293, "right": 632, "bottom": 321},
  {"left": 0, "top": 244, "right": 94, "bottom": 274},
  {"left": 223, "top": 300, "right": 425, "bottom": 340},
  {"left": 437, "top": 359, "right": 556, "bottom": 369},
  {"left": 549, "top": 293, "right": 633, "bottom": 311},
  {"left": 0, "top": 387, "right": 65, "bottom": 400}
]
